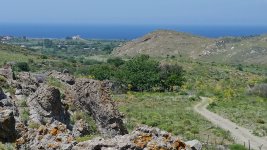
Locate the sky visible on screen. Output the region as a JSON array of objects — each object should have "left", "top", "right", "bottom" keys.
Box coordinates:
[{"left": 1, "top": 0, "right": 267, "bottom": 26}]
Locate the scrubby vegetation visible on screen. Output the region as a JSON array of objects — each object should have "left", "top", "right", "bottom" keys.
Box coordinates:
[
  {"left": 89, "top": 55, "right": 185, "bottom": 91},
  {"left": 114, "top": 92, "right": 233, "bottom": 143}
]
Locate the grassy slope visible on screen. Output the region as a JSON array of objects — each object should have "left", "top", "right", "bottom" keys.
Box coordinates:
[
  {"left": 174, "top": 59, "right": 267, "bottom": 137},
  {"left": 0, "top": 44, "right": 38, "bottom": 65},
  {"left": 115, "top": 57, "right": 267, "bottom": 144},
  {"left": 114, "top": 92, "right": 234, "bottom": 144}
]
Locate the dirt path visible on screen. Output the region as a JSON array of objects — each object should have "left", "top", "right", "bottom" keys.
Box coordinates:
[{"left": 194, "top": 97, "right": 267, "bottom": 150}]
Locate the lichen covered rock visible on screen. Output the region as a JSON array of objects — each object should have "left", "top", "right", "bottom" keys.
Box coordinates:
[
  {"left": 27, "top": 85, "right": 69, "bottom": 125},
  {"left": 73, "top": 78, "right": 128, "bottom": 137},
  {"left": 0, "top": 109, "right": 16, "bottom": 142},
  {"left": 73, "top": 126, "right": 199, "bottom": 150}
]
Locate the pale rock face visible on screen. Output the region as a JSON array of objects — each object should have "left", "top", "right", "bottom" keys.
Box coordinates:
[
  {"left": 72, "top": 78, "right": 128, "bottom": 137},
  {"left": 27, "top": 85, "right": 69, "bottom": 125}
]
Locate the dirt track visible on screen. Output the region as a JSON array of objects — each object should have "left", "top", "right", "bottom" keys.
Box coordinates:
[{"left": 194, "top": 97, "right": 267, "bottom": 150}]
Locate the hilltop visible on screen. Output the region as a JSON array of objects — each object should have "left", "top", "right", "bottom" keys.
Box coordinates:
[{"left": 113, "top": 30, "right": 267, "bottom": 65}]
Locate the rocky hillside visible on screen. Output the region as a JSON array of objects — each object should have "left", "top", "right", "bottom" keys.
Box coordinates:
[
  {"left": 0, "top": 64, "right": 201, "bottom": 150},
  {"left": 113, "top": 30, "right": 267, "bottom": 65}
]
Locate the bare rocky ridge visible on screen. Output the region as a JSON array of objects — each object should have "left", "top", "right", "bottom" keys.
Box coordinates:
[
  {"left": 113, "top": 30, "right": 212, "bottom": 58},
  {"left": 113, "top": 30, "right": 267, "bottom": 65}
]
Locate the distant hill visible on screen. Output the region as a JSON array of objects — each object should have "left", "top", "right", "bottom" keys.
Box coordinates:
[{"left": 113, "top": 30, "right": 267, "bottom": 65}]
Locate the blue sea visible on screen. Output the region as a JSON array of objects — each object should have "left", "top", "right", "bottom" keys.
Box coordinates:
[{"left": 1, "top": 24, "right": 267, "bottom": 40}]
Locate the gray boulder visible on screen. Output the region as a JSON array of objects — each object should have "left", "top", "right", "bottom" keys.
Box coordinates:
[
  {"left": 27, "top": 85, "right": 69, "bottom": 125},
  {"left": 185, "top": 140, "right": 202, "bottom": 150},
  {"left": 72, "top": 78, "right": 128, "bottom": 137},
  {"left": 0, "top": 109, "right": 16, "bottom": 142}
]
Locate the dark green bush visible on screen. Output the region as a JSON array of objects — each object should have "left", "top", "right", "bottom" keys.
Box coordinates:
[
  {"left": 89, "top": 64, "right": 115, "bottom": 80},
  {"left": 116, "top": 55, "right": 160, "bottom": 91},
  {"left": 88, "top": 55, "right": 185, "bottom": 91},
  {"left": 159, "top": 64, "right": 185, "bottom": 90},
  {"left": 107, "top": 57, "right": 125, "bottom": 67},
  {"left": 229, "top": 144, "right": 247, "bottom": 150},
  {"left": 14, "top": 62, "right": 30, "bottom": 72}
]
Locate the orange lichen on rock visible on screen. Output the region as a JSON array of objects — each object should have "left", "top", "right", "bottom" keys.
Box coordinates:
[
  {"left": 147, "top": 143, "right": 168, "bottom": 150},
  {"left": 50, "top": 127, "right": 59, "bottom": 136},
  {"left": 133, "top": 133, "right": 152, "bottom": 148},
  {"left": 16, "top": 138, "right": 26, "bottom": 145},
  {"left": 162, "top": 134, "right": 171, "bottom": 143},
  {"left": 172, "top": 139, "right": 187, "bottom": 150},
  {"left": 48, "top": 143, "right": 60, "bottom": 149}
]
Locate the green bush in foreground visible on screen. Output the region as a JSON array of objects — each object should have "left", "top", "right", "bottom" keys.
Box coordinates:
[{"left": 229, "top": 144, "right": 247, "bottom": 150}]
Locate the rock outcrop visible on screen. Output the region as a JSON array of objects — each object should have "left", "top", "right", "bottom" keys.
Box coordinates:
[
  {"left": 73, "top": 126, "right": 201, "bottom": 150},
  {"left": 27, "top": 85, "right": 69, "bottom": 125},
  {"left": 13, "top": 72, "right": 40, "bottom": 96},
  {"left": 72, "top": 119, "right": 91, "bottom": 138},
  {"left": 0, "top": 109, "right": 16, "bottom": 142},
  {"left": 73, "top": 78, "right": 128, "bottom": 137},
  {"left": 16, "top": 121, "right": 76, "bottom": 150},
  {"left": 0, "top": 64, "right": 13, "bottom": 80},
  {"left": 0, "top": 87, "right": 7, "bottom": 100},
  {"left": 48, "top": 70, "right": 75, "bottom": 85}
]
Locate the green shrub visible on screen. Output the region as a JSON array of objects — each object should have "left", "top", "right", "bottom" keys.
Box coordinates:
[
  {"left": 75, "top": 135, "right": 96, "bottom": 143},
  {"left": 28, "top": 122, "right": 40, "bottom": 129},
  {"left": 116, "top": 55, "right": 160, "bottom": 91},
  {"left": 0, "top": 75, "right": 9, "bottom": 88},
  {"left": 70, "top": 111, "right": 98, "bottom": 133},
  {"left": 88, "top": 64, "right": 115, "bottom": 80},
  {"left": 21, "top": 108, "right": 30, "bottom": 123},
  {"left": 47, "top": 77, "right": 63, "bottom": 89},
  {"left": 159, "top": 64, "right": 185, "bottom": 90},
  {"left": 107, "top": 57, "right": 125, "bottom": 67},
  {"left": 20, "top": 99, "right": 28, "bottom": 107},
  {"left": 229, "top": 144, "right": 247, "bottom": 150},
  {"left": 14, "top": 62, "right": 30, "bottom": 72},
  {"left": 256, "top": 118, "right": 265, "bottom": 124}
]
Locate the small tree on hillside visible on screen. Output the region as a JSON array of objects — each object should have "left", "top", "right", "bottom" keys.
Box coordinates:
[
  {"left": 159, "top": 64, "right": 185, "bottom": 90},
  {"left": 117, "top": 55, "right": 160, "bottom": 91}
]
